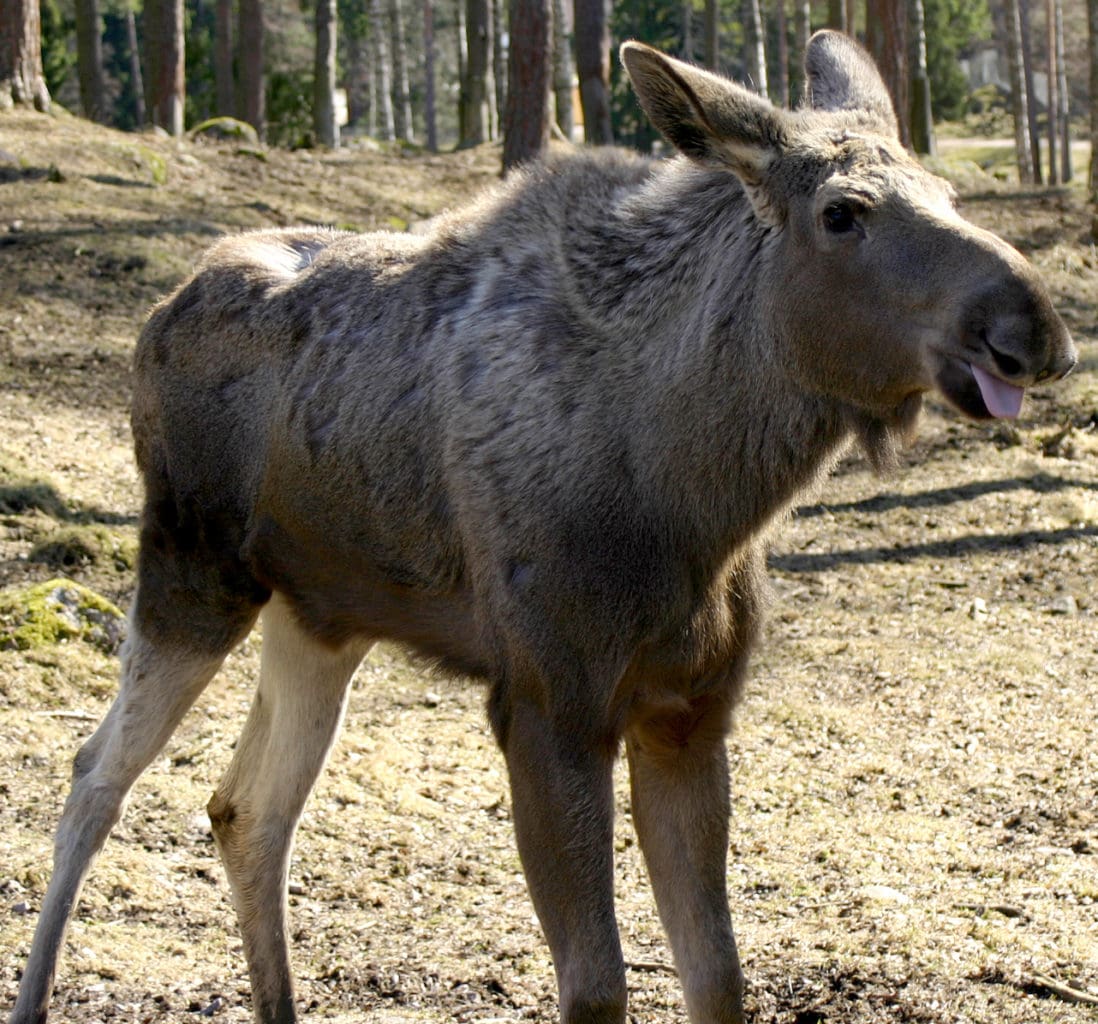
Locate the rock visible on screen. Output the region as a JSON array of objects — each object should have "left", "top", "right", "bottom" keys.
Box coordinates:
[{"left": 0, "top": 579, "right": 126, "bottom": 654}]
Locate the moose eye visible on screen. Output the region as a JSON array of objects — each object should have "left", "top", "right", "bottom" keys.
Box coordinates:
[{"left": 822, "top": 201, "right": 859, "bottom": 234}]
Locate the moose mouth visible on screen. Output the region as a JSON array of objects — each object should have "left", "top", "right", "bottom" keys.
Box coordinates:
[{"left": 935, "top": 358, "right": 1025, "bottom": 421}]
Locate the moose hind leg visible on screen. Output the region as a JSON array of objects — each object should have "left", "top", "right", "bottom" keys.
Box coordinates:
[
  {"left": 207, "top": 595, "right": 368, "bottom": 1024},
  {"left": 10, "top": 618, "right": 237, "bottom": 1024},
  {"left": 625, "top": 688, "right": 745, "bottom": 1024}
]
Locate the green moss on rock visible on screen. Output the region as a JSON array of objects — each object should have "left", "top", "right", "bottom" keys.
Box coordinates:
[{"left": 0, "top": 579, "right": 126, "bottom": 654}]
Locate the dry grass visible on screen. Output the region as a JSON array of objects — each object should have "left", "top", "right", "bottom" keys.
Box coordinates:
[{"left": 0, "top": 109, "right": 1095, "bottom": 1023}]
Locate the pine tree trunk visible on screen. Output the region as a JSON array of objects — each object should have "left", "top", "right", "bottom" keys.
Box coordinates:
[
  {"left": 314, "top": 0, "right": 338, "bottom": 146},
  {"left": 370, "top": 0, "right": 395, "bottom": 140},
  {"left": 391, "top": 0, "right": 415, "bottom": 141},
  {"left": 75, "top": 0, "right": 106, "bottom": 121},
  {"left": 214, "top": 0, "right": 233, "bottom": 115},
  {"left": 424, "top": 0, "right": 438, "bottom": 150},
  {"left": 681, "top": 0, "right": 693, "bottom": 60},
  {"left": 792, "top": 0, "right": 810, "bottom": 103},
  {"left": 551, "top": 0, "right": 573, "bottom": 139},
  {"left": 1045, "top": 0, "right": 1058, "bottom": 184},
  {"left": 704, "top": 0, "right": 718, "bottom": 68},
  {"left": 238, "top": 0, "right": 265, "bottom": 138},
  {"left": 575, "top": 0, "right": 612, "bottom": 142},
  {"left": 1054, "top": 0, "right": 1070, "bottom": 182},
  {"left": 126, "top": 7, "right": 146, "bottom": 125},
  {"left": 493, "top": 0, "right": 505, "bottom": 133},
  {"left": 742, "top": 0, "right": 767, "bottom": 96},
  {"left": 827, "top": 0, "right": 845, "bottom": 32},
  {"left": 0, "top": 0, "right": 50, "bottom": 110},
  {"left": 455, "top": 0, "right": 467, "bottom": 136},
  {"left": 1087, "top": 0, "right": 1097, "bottom": 200},
  {"left": 1004, "top": 0, "right": 1035, "bottom": 182},
  {"left": 145, "top": 0, "right": 185, "bottom": 135},
  {"left": 502, "top": 0, "right": 551, "bottom": 170},
  {"left": 775, "top": 0, "right": 789, "bottom": 108},
  {"left": 910, "top": 0, "right": 935, "bottom": 155},
  {"left": 866, "top": 0, "right": 909, "bottom": 146},
  {"left": 461, "top": 0, "right": 491, "bottom": 145},
  {"left": 1019, "top": 0, "right": 1042, "bottom": 183}
]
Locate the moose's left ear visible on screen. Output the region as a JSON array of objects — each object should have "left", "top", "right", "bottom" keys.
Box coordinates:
[{"left": 621, "top": 42, "right": 789, "bottom": 196}]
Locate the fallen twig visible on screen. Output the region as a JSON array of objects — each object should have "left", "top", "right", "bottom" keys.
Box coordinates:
[
  {"left": 1027, "top": 974, "right": 1098, "bottom": 1006},
  {"left": 625, "top": 959, "right": 677, "bottom": 976}
]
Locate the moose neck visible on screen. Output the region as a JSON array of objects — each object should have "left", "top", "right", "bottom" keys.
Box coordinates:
[{"left": 583, "top": 159, "right": 860, "bottom": 560}]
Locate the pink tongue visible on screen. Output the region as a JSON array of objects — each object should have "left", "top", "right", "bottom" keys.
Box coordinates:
[{"left": 971, "top": 364, "right": 1024, "bottom": 419}]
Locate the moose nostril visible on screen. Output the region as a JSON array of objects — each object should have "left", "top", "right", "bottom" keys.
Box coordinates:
[{"left": 989, "top": 346, "right": 1023, "bottom": 379}]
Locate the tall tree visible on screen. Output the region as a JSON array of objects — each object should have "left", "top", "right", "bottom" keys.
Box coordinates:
[
  {"left": 866, "top": 0, "right": 909, "bottom": 146},
  {"left": 704, "top": 0, "right": 718, "bottom": 67},
  {"left": 910, "top": 0, "right": 934, "bottom": 154},
  {"left": 575, "top": 0, "right": 612, "bottom": 142},
  {"left": 742, "top": 0, "right": 767, "bottom": 95},
  {"left": 238, "top": 0, "right": 264, "bottom": 137},
  {"left": 1004, "top": 0, "right": 1035, "bottom": 182},
  {"left": 1053, "top": 0, "right": 1069, "bottom": 182},
  {"left": 827, "top": 0, "right": 846, "bottom": 31},
  {"left": 1088, "top": 0, "right": 1097, "bottom": 201},
  {"left": 391, "top": 0, "right": 414, "bottom": 140},
  {"left": 424, "top": 0, "right": 438, "bottom": 149},
  {"left": 0, "top": 0, "right": 51, "bottom": 109},
  {"left": 792, "top": 0, "right": 810, "bottom": 101},
  {"left": 315, "top": 0, "right": 339, "bottom": 145},
  {"left": 551, "top": 0, "right": 573, "bottom": 138},
  {"left": 502, "top": 0, "right": 551, "bottom": 169},
  {"left": 75, "top": 0, "right": 106, "bottom": 120},
  {"left": 371, "top": 0, "right": 396, "bottom": 139},
  {"left": 774, "top": 0, "right": 789, "bottom": 107},
  {"left": 145, "top": 0, "right": 184, "bottom": 134},
  {"left": 1045, "top": 0, "right": 1058, "bottom": 184},
  {"left": 124, "top": 4, "right": 146, "bottom": 125},
  {"left": 461, "top": 0, "right": 492, "bottom": 145},
  {"left": 1019, "top": 0, "right": 1041, "bottom": 183},
  {"left": 214, "top": 0, "right": 233, "bottom": 114},
  {"left": 493, "top": 0, "right": 505, "bottom": 131}
]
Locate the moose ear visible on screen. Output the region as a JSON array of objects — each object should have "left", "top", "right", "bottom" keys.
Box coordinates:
[
  {"left": 621, "top": 42, "right": 789, "bottom": 191},
  {"left": 804, "top": 30, "right": 898, "bottom": 136}
]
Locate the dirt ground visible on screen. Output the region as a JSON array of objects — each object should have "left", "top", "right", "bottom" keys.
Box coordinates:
[{"left": 0, "top": 109, "right": 1096, "bottom": 1024}]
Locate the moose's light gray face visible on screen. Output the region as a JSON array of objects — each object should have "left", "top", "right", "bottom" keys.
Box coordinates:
[
  {"left": 776, "top": 132, "right": 1076, "bottom": 421},
  {"left": 621, "top": 33, "right": 1076, "bottom": 424}
]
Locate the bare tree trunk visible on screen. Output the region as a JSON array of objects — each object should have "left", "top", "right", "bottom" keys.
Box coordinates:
[
  {"left": 314, "top": 0, "right": 338, "bottom": 146},
  {"left": 704, "top": 0, "right": 718, "bottom": 68},
  {"left": 371, "top": 0, "right": 395, "bottom": 139},
  {"left": 1088, "top": 0, "right": 1097, "bottom": 200},
  {"left": 792, "top": 0, "right": 810, "bottom": 102},
  {"left": 742, "top": 0, "right": 767, "bottom": 96},
  {"left": 551, "top": 0, "right": 573, "bottom": 139},
  {"left": 775, "top": 0, "right": 789, "bottom": 108},
  {"left": 391, "top": 0, "right": 415, "bottom": 140},
  {"left": 502, "top": 0, "right": 551, "bottom": 170},
  {"left": 145, "top": 0, "right": 185, "bottom": 135},
  {"left": 1054, "top": 0, "right": 1070, "bottom": 182},
  {"left": 1019, "top": 0, "right": 1042, "bottom": 183},
  {"left": 126, "top": 6, "right": 146, "bottom": 125},
  {"left": 866, "top": 0, "right": 909, "bottom": 146},
  {"left": 910, "top": 0, "right": 934, "bottom": 155},
  {"left": 0, "top": 0, "right": 50, "bottom": 110},
  {"left": 461, "top": 0, "right": 491, "bottom": 145},
  {"left": 75, "top": 0, "right": 106, "bottom": 121},
  {"left": 575, "top": 0, "right": 612, "bottom": 142},
  {"left": 493, "top": 0, "right": 505, "bottom": 133},
  {"left": 827, "top": 0, "right": 846, "bottom": 31},
  {"left": 214, "top": 0, "right": 233, "bottom": 115},
  {"left": 455, "top": 0, "right": 467, "bottom": 136},
  {"left": 424, "top": 0, "right": 438, "bottom": 150},
  {"left": 1045, "top": 0, "right": 1058, "bottom": 184},
  {"left": 682, "top": 0, "right": 693, "bottom": 60},
  {"left": 238, "top": 0, "right": 264, "bottom": 138},
  {"left": 1005, "top": 0, "right": 1035, "bottom": 182}
]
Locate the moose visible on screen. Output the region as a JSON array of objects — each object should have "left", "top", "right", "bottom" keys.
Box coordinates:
[{"left": 10, "top": 31, "right": 1074, "bottom": 1024}]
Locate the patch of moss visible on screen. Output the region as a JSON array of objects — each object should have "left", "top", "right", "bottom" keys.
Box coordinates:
[
  {"left": 189, "top": 117, "right": 260, "bottom": 146},
  {"left": 28, "top": 524, "right": 138, "bottom": 572},
  {"left": 0, "top": 579, "right": 126, "bottom": 654}
]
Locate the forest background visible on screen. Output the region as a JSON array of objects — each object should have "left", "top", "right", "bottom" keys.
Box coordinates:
[{"left": 2, "top": 0, "right": 1097, "bottom": 186}]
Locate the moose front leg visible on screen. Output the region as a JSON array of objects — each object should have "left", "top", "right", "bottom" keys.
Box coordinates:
[
  {"left": 625, "top": 688, "right": 744, "bottom": 1024},
  {"left": 497, "top": 693, "right": 627, "bottom": 1024}
]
